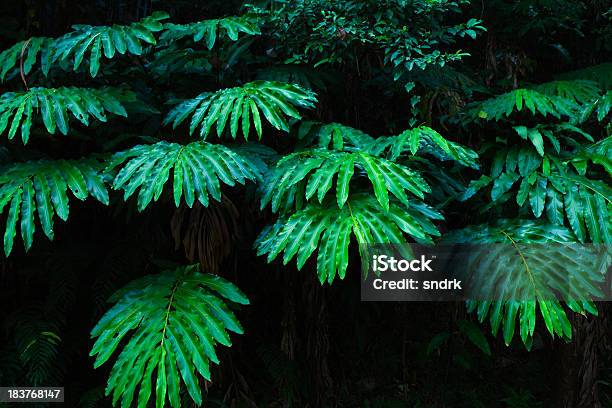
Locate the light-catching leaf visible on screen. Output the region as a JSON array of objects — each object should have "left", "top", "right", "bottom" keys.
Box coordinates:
[
  {"left": 256, "top": 194, "right": 442, "bottom": 283},
  {"left": 90, "top": 265, "right": 249, "bottom": 408},
  {"left": 164, "top": 81, "right": 317, "bottom": 140},
  {"left": 107, "top": 141, "right": 261, "bottom": 210}
]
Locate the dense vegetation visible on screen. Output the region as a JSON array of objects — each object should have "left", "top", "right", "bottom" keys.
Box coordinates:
[{"left": 0, "top": 0, "right": 610, "bottom": 407}]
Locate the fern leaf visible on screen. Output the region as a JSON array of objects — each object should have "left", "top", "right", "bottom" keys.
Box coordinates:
[
  {"left": 160, "top": 15, "right": 261, "bottom": 49},
  {"left": 261, "top": 149, "right": 430, "bottom": 212},
  {"left": 470, "top": 88, "right": 580, "bottom": 121},
  {"left": 0, "top": 37, "right": 54, "bottom": 81},
  {"left": 534, "top": 80, "right": 601, "bottom": 105},
  {"left": 165, "top": 81, "right": 316, "bottom": 139},
  {"left": 0, "top": 13, "right": 168, "bottom": 79},
  {"left": 295, "top": 121, "right": 375, "bottom": 151},
  {"left": 373, "top": 126, "right": 479, "bottom": 168},
  {"left": 444, "top": 220, "right": 608, "bottom": 347},
  {"left": 107, "top": 141, "right": 261, "bottom": 211},
  {"left": 11, "top": 308, "right": 63, "bottom": 386},
  {"left": 581, "top": 90, "right": 612, "bottom": 124},
  {"left": 256, "top": 194, "right": 442, "bottom": 283},
  {"left": 0, "top": 87, "right": 136, "bottom": 143},
  {"left": 148, "top": 47, "right": 212, "bottom": 76},
  {"left": 0, "top": 158, "right": 108, "bottom": 255},
  {"left": 557, "top": 63, "right": 612, "bottom": 90},
  {"left": 90, "top": 265, "right": 248, "bottom": 408},
  {"left": 50, "top": 12, "right": 168, "bottom": 77}
]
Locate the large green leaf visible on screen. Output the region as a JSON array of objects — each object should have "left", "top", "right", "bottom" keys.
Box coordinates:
[
  {"left": 90, "top": 265, "right": 248, "bottom": 408},
  {"left": 0, "top": 13, "right": 168, "bottom": 79},
  {"left": 49, "top": 12, "right": 168, "bottom": 77},
  {"left": 160, "top": 15, "right": 261, "bottom": 49},
  {"left": 372, "top": 126, "right": 479, "bottom": 169},
  {"left": 107, "top": 141, "right": 261, "bottom": 210},
  {"left": 444, "top": 220, "right": 609, "bottom": 348},
  {"left": 469, "top": 87, "right": 581, "bottom": 121},
  {"left": 256, "top": 194, "right": 442, "bottom": 283},
  {"left": 0, "top": 37, "right": 54, "bottom": 81},
  {"left": 164, "top": 81, "right": 317, "bottom": 140},
  {"left": 0, "top": 158, "right": 109, "bottom": 255},
  {"left": 260, "top": 149, "right": 430, "bottom": 212},
  {"left": 0, "top": 87, "right": 136, "bottom": 143}
]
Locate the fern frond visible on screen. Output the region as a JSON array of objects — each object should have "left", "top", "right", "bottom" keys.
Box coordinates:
[
  {"left": 90, "top": 265, "right": 249, "bottom": 408},
  {"left": 164, "top": 81, "right": 317, "bottom": 139},
  {"left": 49, "top": 12, "right": 169, "bottom": 77},
  {"left": 0, "top": 13, "right": 168, "bottom": 79},
  {"left": 0, "top": 37, "right": 54, "bottom": 81},
  {"left": 577, "top": 136, "right": 612, "bottom": 175},
  {"left": 580, "top": 90, "right": 612, "bottom": 123},
  {"left": 511, "top": 123, "right": 593, "bottom": 156},
  {"left": 534, "top": 80, "right": 601, "bottom": 105},
  {"left": 372, "top": 126, "right": 479, "bottom": 169},
  {"left": 444, "top": 220, "right": 608, "bottom": 348},
  {"left": 462, "top": 146, "right": 611, "bottom": 243},
  {"left": 106, "top": 141, "right": 261, "bottom": 211},
  {"left": 470, "top": 88, "right": 579, "bottom": 121},
  {"left": 160, "top": 15, "right": 261, "bottom": 49},
  {"left": 296, "top": 121, "right": 375, "bottom": 151},
  {"left": 8, "top": 307, "right": 64, "bottom": 386},
  {"left": 0, "top": 87, "right": 136, "bottom": 143},
  {"left": 261, "top": 149, "right": 430, "bottom": 212},
  {"left": 256, "top": 194, "right": 442, "bottom": 283},
  {"left": 0, "top": 158, "right": 108, "bottom": 255},
  {"left": 549, "top": 171, "right": 611, "bottom": 244},
  {"left": 148, "top": 47, "right": 212, "bottom": 76}
]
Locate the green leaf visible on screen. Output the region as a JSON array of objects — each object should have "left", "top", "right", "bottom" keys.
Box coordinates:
[
  {"left": 528, "top": 176, "right": 547, "bottom": 218},
  {"left": 108, "top": 141, "right": 261, "bottom": 211},
  {"left": 491, "top": 172, "right": 519, "bottom": 201},
  {"left": 0, "top": 87, "right": 136, "bottom": 144},
  {"left": 261, "top": 150, "right": 429, "bottom": 213},
  {"left": 0, "top": 158, "right": 108, "bottom": 255},
  {"left": 256, "top": 194, "right": 441, "bottom": 283},
  {"left": 160, "top": 15, "right": 261, "bottom": 47},
  {"left": 445, "top": 220, "right": 606, "bottom": 347},
  {"left": 165, "top": 81, "right": 317, "bottom": 140},
  {"left": 90, "top": 265, "right": 248, "bottom": 408}
]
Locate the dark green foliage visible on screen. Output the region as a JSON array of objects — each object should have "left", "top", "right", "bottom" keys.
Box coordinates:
[
  {"left": 256, "top": 194, "right": 442, "bottom": 283},
  {"left": 160, "top": 15, "right": 261, "bottom": 48},
  {"left": 0, "top": 87, "right": 135, "bottom": 143},
  {"left": 0, "top": 158, "right": 108, "bottom": 255},
  {"left": 0, "top": 12, "right": 169, "bottom": 79},
  {"left": 444, "top": 220, "right": 608, "bottom": 347}
]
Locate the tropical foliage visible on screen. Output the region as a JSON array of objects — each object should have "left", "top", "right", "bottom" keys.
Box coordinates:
[{"left": 0, "top": 0, "right": 610, "bottom": 406}]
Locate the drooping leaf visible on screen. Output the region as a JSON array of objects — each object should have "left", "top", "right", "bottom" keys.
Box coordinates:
[
  {"left": 107, "top": 141, "right": 261, "bottom": 210},
  {"left": 0, "top": 158, "right": 108, "bottom": 255},
  {"left": 164, "top": 81, "right": 317, "bottom": 140}
]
